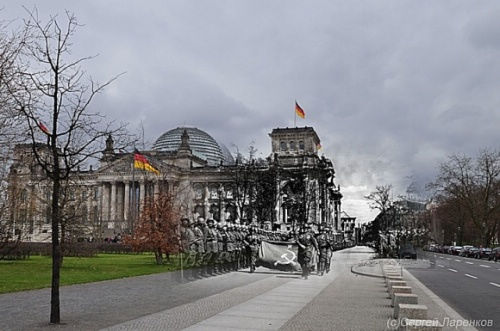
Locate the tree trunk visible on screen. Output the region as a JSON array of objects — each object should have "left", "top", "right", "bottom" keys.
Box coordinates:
[
  {"left": 50, "top": 175, "right": 61, "bottom": 324},
  {"left": 155, "top": 249, "right": 163, "bottom": 265}
]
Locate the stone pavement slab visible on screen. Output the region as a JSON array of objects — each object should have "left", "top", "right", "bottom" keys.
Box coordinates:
[{"left": 183, "top": 271, "right": 337, "bottom": 331}]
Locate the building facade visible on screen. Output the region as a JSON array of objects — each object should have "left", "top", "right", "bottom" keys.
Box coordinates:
[{"left": 7, "top": 126, "right": 342, "bottom": 242}]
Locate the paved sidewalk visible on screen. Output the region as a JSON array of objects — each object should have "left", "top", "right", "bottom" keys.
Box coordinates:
[
  {"left": 2, "top": 246, "right": 407, "bottom": 331},
  {"left": 103, "top": 246, "right": 394, "bottom": 331}
]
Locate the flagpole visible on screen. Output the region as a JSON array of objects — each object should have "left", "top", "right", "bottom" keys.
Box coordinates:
[{"left": 294, "top": 100, "right": 297, "bottom": 127}]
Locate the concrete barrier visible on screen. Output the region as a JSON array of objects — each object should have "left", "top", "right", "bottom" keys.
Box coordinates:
[
  {"left": 392, "top": 293, "right": 418, "bottom": 307},
  {"left": 386, "top": 276, "right": 403, "bottom": 286},
  {"left": 398, "top": 318, "right": 442, "bottom": 330},
  {"left": 388, "top": 280, "right": 407, "bottom": 291},
  {"left": 391, "top": 286, "right": 412, "bottom": 299},
  {"left": 395, "top": 304, "right": 427, "bottom": 320}
]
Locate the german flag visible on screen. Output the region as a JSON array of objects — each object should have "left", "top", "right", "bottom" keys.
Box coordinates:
[
  {"left": 295, "top": 101, "right": 305, "bottom": 119},
  {"left": 134, "top": 150, "right": 160, "bottom": 174}
]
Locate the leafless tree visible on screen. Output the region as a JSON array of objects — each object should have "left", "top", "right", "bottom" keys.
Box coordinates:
[
  {"left": 5, "top": 9, "right": 131, "bottom": 324},
  {"left": 429, "top": 150, "right": 500, "bottom": 247}
]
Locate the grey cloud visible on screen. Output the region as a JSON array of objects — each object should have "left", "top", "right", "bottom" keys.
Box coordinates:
[{"left": 4, "top": 1, "right": 500, "bottom": 222}]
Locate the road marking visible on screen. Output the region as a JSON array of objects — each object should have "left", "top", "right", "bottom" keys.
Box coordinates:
[
  {"left": 455, "top": 259, "right": 461, "bottom": 262},
  {"left": 480, "top": 265, "right": 491, "bottom": 268},
  {"left": 439, "top": 256, "right": 444, "bottom": 259},
  {"left": 429, "top": 261, "right": 435, "bottom": 264},
  {"left": 465, "top": 262, "right": 474, "bottom": 265},
  {"left": 465, "top": 274, "right": 477, "bottom": 279},
  {"left": 448, "top": 268, "right": 458, "bottom": 273},
  {"left": 490, "top": 282, "right": 500, "bottom": 288},
  {"left": 438, "top": 265, "right": 444, "bottom": 268},
  {"left": 446, "top": 258, "right": 451, "bottom": 260}
]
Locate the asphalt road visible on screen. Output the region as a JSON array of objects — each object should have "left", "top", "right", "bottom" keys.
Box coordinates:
[{"left": 405, "top": 251, "right": 500, "bottom": 330}]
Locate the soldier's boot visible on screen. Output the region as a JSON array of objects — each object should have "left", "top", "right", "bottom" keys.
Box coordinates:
[
  {"left": 326, "top": 262, "right": 331, "bottom": 273},
  {"left": 318, "top": 262, "right": 325, "bottom": 276},
  {"left": 200, "top": 265, "right": 208, "bottom": 277},
  {"left": 250, "top": 264, "right": 255, "bottom": 273}
]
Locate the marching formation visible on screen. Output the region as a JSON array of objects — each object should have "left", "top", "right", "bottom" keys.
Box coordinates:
[{"left": 180, "top": 217, "right": 336, "bottom": 280}]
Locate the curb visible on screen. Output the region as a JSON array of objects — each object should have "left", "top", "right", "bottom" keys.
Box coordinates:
[{"left": 350, "top": 262, "right": 385, "bottom": 279}]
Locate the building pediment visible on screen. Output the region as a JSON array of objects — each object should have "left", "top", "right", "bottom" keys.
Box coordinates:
[{"left": 97, "top": 153, "right": 182, "bottom": 176}]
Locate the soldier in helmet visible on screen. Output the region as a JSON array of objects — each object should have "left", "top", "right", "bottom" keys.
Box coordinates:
[
  {"left": 204, "top": 219, "right": 219, "bottom": 275},
  {"left": 325, "top": 226, "right": 334, "bottom": 273},
  {"left": 315, "top": 224, "right": 332, "bottom": 276},
  {"left": 215, "top": 222, "right": 225, "bottom": 273},
  {"left": 296, "top": 223, "right": 319, "bottom": 280},
  {"left": 244, "top": 225, "right": 261, "bottom": 273},
  {"left": 225, "top": 224, "right": 236, "bottom": 271},
  {"left": 180, "top": 218, "right": 197, "bottom": 280},
  {"left": 192, "top": 217, "right": 206, "bottom": 276}
]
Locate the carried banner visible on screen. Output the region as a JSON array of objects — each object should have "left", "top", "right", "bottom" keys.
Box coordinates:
[{"left": 258, "top": 241, "right": 318, "bottom": 272}]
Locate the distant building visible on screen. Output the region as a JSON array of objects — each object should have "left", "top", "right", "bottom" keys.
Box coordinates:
[{"left": 7, "top": 126, "right": 342, "bottom": 242}]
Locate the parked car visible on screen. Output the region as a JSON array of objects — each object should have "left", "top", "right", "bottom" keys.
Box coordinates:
[
  {"left": 489, "top": 247, "right": 500, "bottom": 262},
  {"left": 442, "top": 245, "right": 450, "bottom": 254},
  {"left": 476, "top": 248, "right": 492, "bottom": 259},
  {"left": 399, "top": 243, "right": 417, "bottom": 259},
  {"left": 459, "top": 245, "right": 474, "bottom": 257},
  {"left": 450, "top": 246, "right": 463, "bottom": 255},
  {"left": 467, "top": 247, "right": 479, "bottom": 258}
]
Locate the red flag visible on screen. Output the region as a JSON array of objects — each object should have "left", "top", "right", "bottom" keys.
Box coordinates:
[{"left": 38, "top": 121, "right": 50, "bottom": 135}]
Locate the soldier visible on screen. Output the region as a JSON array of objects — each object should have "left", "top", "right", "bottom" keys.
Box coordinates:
[
  {"left": 180, "top": 218, "right": 197, "bottom": 279},
  {"left": 296, "top": 223, "right": 319, "bottom": 280},
  {"left": 216, "top": 223, "right": 225, "bottom": 273},
  {"left": 315, "top": 225, "right": 331, "bottom": 276},
  {"left": 204, "top": 219, "right": 219, "bottom": 275},
  {"left": 244, "top": 225, "right": 261, "bottom": 273},
  {"left": 325, "top": 226, "right": 334, "bottom": 273},
  {"left": 226, "top": 224, "right": 237, "bottom": 271},
  {"left": 234, "top": 224, "right": 244, "bottom": 270},
  {"left": 192, "top": 217, "right": 206, "bottom": 275}
]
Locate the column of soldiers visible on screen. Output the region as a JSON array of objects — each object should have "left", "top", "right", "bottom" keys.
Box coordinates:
[{"left": 180, "top": 216, "right": 336, "bottom": 280}]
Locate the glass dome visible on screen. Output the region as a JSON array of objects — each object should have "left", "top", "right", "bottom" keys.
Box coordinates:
[{"left": 153, "top": 127, "right": 234, "bottom": 166}]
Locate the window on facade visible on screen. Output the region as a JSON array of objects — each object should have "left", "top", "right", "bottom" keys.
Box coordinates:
[
  {"left": 194, "top": 185, "right": 203, "bottom": 199},
  {"left": 299, "top": 141, "right": 305, "bottom": 150},
  {"left": 289, "top": 141, "right": 296, "bottom": 150},
  {"left": 280, "top": 141, "right": 287, "bottom": 151}
]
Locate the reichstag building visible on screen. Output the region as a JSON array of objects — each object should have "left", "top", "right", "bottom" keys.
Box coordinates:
[{"left": 8, "top": 126, "right": 343, "bottom": 242}]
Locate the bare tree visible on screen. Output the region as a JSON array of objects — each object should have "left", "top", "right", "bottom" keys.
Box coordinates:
[
  {"left": 5, "top": 9, "right": 130, "bottom": 324},
  {"left": 0, "top": 13, "right": 32, "bottom": 241},
  {"left": 429, "top": 150, "right": 500, "bottom": 247}
]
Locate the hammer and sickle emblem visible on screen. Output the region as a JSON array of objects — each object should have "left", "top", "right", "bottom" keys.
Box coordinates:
[{"left": 274, "top": 245, "right": 298, "bottom": 266}]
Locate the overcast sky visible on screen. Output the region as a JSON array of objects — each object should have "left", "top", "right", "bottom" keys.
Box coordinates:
[{"left": 4, "top": 1, "right": 500, "bottom": 222}]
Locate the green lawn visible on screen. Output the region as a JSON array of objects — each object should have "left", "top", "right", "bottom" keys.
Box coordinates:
[{"left": 0, "top": 253, "right": 182, "bottom": 294}]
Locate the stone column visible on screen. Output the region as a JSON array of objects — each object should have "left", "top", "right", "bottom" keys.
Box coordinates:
[
  {"left": 139, "top": 180, "right": 145, "bottom": 210},
  {"left": 154, "top": 180, "right": 160, "bottom": 197},
  {"left": 203, "top": 185, "right": 210, "bottom": 219},
  {"left": 102, "top": 183, "right": 110, "bottom": 222},
  {"left": 219, "top": 186, "right": 226, "bottom": 222},
  {"left": 124, "top": 182, "right": 130, "bottom": 221},
  {"left": 86, "top": 186, "right": 92, "bottom": 225},
  {"left": 110, "top": 182, "right": 117, "bottom": 221}
]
